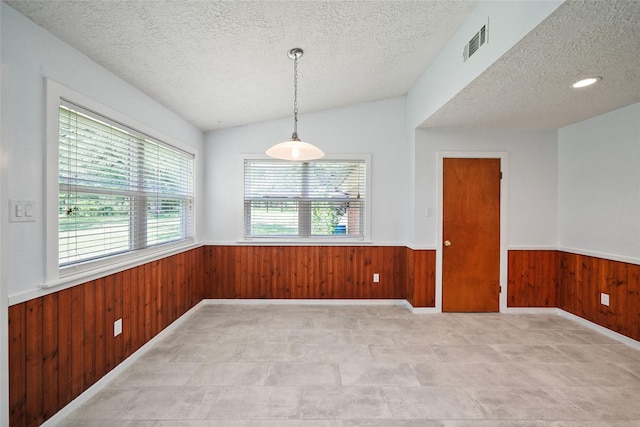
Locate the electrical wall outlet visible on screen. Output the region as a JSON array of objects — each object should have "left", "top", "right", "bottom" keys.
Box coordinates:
[
  {"left": 600, "top": 293, "right": 610, "bottom": 307},
  {"left": 114, "top": 318, "right": 122, "bottom": 337},
  {"left": 373, "top": 273, "right": 380, "bottom": 283}
]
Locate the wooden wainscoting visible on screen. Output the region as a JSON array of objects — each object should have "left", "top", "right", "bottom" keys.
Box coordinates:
[
  {"left": 405, "top": 248, "right": 436, "bottom": 308},
  {"left": 204, "top": 245, "right": 403, "bottom": 300},
  {"left": 203, "top": 245, "right": 436, "bottom": 306},
  {"left": 558, "top": 252, "right": 640, "bottom": 341},
  {"left": 8, "top": 248, "right": 205, "bottom": 427},
  {"left": 507, "top": 250, "right": 558, "bottom": 307}
]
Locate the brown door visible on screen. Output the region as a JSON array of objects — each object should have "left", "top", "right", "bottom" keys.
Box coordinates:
[{"left": 442, "top": 158, "right": 501, "bottom": 312}]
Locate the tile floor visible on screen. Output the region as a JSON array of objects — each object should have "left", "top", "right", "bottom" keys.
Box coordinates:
[{"left": 58, "top": 303, "right": 640, "bottom": 426}]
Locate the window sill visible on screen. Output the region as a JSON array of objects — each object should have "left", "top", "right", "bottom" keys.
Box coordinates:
[
  {"left": 236, "top": 238, "right": 372, "bottom": 246},
  {"left": 41, "top": 240, "right": 201, "bottom": 290}
]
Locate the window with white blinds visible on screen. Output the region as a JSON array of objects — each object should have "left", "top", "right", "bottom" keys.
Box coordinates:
[
  {"left": 244, "top": 158, "right": 366, "bottom": 239},
  {"left": 58, "top": 100, "right": 194, "bottom": 267}
]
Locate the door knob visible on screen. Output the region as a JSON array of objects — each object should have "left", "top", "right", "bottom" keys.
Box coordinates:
[{"left": 444, "top": 240, "right": 452, "bottom": 247}]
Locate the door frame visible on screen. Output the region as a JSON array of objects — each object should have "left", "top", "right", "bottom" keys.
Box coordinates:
[{"left": 436, "top": 151, "right": 509, "bottom": 313}]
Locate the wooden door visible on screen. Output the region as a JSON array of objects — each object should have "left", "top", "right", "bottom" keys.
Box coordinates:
[{"left": 442, "top": 158, "right": 501, "bottom": 312}]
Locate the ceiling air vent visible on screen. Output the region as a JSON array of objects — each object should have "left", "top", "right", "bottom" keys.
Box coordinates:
[{"left": 463, "top": 19, "right": 489, "bottom": 62}]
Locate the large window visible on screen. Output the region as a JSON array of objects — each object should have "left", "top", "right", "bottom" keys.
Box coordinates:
[
  {"left": 58, "top": 99, "right": 194, "bottom": 269},
  {"left": 244, "top": 158, "right": 367, "bottom": 239}
]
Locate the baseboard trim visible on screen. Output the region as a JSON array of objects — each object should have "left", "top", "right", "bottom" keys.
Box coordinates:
[
  {"left": 557, "top": 309, "right": 640, "bottom": 351},
  {"left": 39, "top": 300, "right": 205, "bottom": 427},
  {"left": 203, "top": 298, "right": 409, "bottom": 307},
  {"left": 503, "top": 307, "right": 561, "bottom": 314}
]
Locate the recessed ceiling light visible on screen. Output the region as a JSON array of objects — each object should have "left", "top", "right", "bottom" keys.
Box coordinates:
[{"left": 572, "top": 77, "right": 602, "bottom": 88}]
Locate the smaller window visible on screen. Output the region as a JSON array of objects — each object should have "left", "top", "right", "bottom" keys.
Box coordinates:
[{"left": 244, "top": 158, "right": 367, "bottom": 239}]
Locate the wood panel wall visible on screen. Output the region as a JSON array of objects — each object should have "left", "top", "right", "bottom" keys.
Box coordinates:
[
  {"left": 558, "top": 251, "right": 640, "bottom": 341},
  {"left": 8, "top": 248, "right": 205, "bottom": 427},
  {"left": 203, "top": 246, "right": 436, "bottom": 307},
  {"left": 507, "top": 250, "right": 558, "bottom": 307},
  {"left": 405, "top": 248, "right": 436, "bottom": 308}
]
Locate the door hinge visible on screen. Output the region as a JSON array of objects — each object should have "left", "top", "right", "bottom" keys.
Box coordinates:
[
  {"left": 499, "top": 285, "right": 502, "bottom": 294},
  {"left": 499, "top": 171, "right": 503, "bottom": 180}
]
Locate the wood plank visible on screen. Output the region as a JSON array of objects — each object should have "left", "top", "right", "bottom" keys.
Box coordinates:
[
  {"left": 93, "top": 278, "right": 106, "bottom": 380},
  {"left": 612, "top": 261, "right": 629, "bottom": 336},
  {"left": 143, "top": 262, "right": 153, "bottom": 342},
  {"left": 41, "top": 293, "right": 59, "bottom": 421},
  {"left": 57, "top": 289, "right": 72, "bottom": 408},
  {"left": 69, "top": 285, "right": 85, "bottom": 399},
  {"left": 628, "top": 264, "right": 640, "bottom": 341},
  {"left": 124, "top": 268, "right": 136, "bottom": 357},
  {"left": 83, "top": 281, "right": 96, "bottom": 389},
  {"left": 513, "top": 250, "right": 557, "bottom": 307},
  {"left": 113, "top": 272, "right": 124, "bottom": 365},
  {"left": 25, "top": 298, "right": 44, "bottom": 426},
  {"left": 9, "top": 303, "right": 26, "bottom": 427},
  {"left": 134, "top": 264, "right": 145, "bottom": 352},
  {"left": 104, "top": 274, "right": 116, "bottom": 372}
]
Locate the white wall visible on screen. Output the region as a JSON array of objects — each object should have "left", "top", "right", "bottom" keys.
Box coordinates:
[
  {"left": 558, "top": 102, "right": 640, "bottom": 264},
  {"left": 414, "top": 128, "right": 558, "bottom": 248},
  {"left": 203, "top": 97, "right": 408, "bottom": 244},
  {"left": 1, "top": 3, "right": 204, "bottom": 298}
]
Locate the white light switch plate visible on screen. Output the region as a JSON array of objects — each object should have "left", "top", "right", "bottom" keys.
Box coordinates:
[
  {"left": 600, "top": 293, "right": 610, "bottom": 307},
  {"left": 9, "top": 200, "right": 36, "bottom": 222}
]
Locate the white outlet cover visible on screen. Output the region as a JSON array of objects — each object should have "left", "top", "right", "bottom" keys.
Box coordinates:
[
  {"left": 600, "top": 293, "right": 610, "bottom": 307},
  {"left": 114, "top": 318, "right": 123, "bottom": 336},
  {"left": 373, "top": 273, "right": 380, "bottom": 283}
]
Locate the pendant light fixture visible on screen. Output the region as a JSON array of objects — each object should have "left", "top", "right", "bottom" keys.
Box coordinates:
[{"left": 266, "top": 48, "right": 324, "bottom": 161}]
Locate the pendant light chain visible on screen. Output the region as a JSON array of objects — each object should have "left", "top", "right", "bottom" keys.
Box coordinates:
[
  {"left": 265, "top": 47, "right": 324, "bottom": 161},
  {"left": 293, "top": 54, "right": 299, "bottom": 137}
]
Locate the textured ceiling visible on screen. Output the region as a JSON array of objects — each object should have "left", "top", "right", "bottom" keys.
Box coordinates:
[
  {"left": 5, "top": 0, "right": 477, "bottom": 131},
  {"left": 421, "top": 0, "right": 640, "bottom": 129},
  {"left": 7, "top": 0, "right": 640, "bottom": 132}
]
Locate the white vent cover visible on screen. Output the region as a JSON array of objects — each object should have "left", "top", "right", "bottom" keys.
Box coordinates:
[{"left": 463, "top": 19, "right": 489, "bottom": 62}]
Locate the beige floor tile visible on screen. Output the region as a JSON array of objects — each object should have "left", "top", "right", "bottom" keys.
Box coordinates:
[
  {"left": 339, "top": 362, "right": 420, "bottom": 386},
  {"left": 112, "top": 362, "right": 201, "bottom": 387},
  {"left": 489, "top": 344, "right": 576, "bottom": 363},
  {"left": 239, "top": 342, "right": 308, "bottom": 362},
  {"left": 265, "top": 362, "right": 341, "bottom": 386},
  {"left": 465, "top": 386, "right": 587, "bottom": 420},
  {"left": 442, "top": 422, "right": 547, "bottom": 427},
  {"left": 304, "top": 343, "right": 373, "bottom": 363},
  {"left": 412, "top": 362, "right": 502, "bottom": 387},
  {"left": 207, "top": 386, "right": 301, "bottom": 419},
  {"left": 383, "top": 386, "right": 485, "bottom": 419},
  {"left": 334, "top": 330, "right": 396, "bottom": 345},
  {"left": 369, "top": 344, "right": 437, "bottom": 363},
  {"left": 171, "top": 342, "right": 243, "bottom": 363},
  {"left": 432, "top": 345, "right": 506, "bottom": 363},
  {"left": 300, "top": 387, "right": 392, "bottom": 419},
  {"left": 186, "top": 362, "right": 270, "bottom": 386},
  {"left": 57, "top": 421, "right": 156, "bottom": 427}
]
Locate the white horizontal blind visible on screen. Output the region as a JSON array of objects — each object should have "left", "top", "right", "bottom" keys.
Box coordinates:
[
  {"left": 244, "top": 159, "right": 365, "bottom": 238},
  {"left": 58, "top": 100, "right": 194, "bottom": 267}
]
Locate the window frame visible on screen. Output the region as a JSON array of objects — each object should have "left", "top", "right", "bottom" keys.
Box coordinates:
[
  {"left": 241, "top": 153, "right": 372, "bottom": 243},
  {"left": 45, "top": 80, "right": 198, "bottom": 286}
]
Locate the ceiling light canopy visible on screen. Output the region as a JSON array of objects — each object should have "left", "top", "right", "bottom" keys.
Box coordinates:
[
  {"left": 572, "top": 76, "right": 602, "bottom": 88},
  {"left": 266, "top": 48, "right": 324, "bottom": 161}
]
